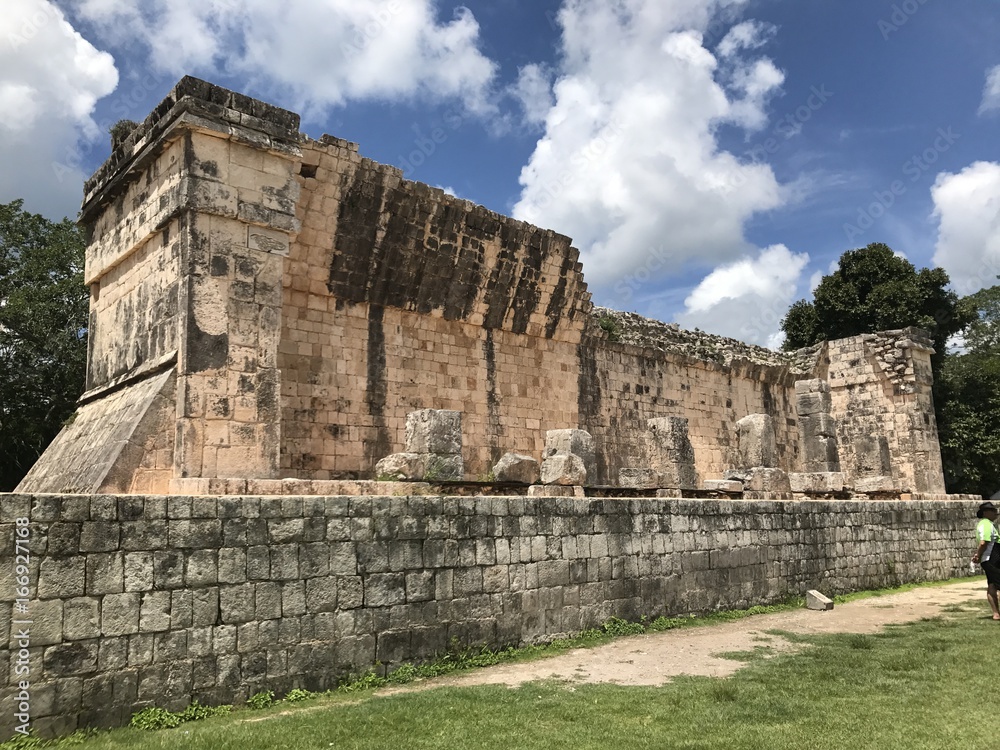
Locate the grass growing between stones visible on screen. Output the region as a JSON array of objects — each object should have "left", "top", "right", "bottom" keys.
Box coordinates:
[{"left": 17, "top": 583, "right": 988, "bottom": 750}]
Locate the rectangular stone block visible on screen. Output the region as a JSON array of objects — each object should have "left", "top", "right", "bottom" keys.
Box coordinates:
[
  {"left": 405, "top": 409, "right": 462, "bottom": 454},
  {"left": 789, "top": 472, "right": 844, "bottom": 494}
]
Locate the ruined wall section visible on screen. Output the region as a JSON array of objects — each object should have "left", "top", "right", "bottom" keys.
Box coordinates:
[
  {"left": 583, "top": 336, "right": 800, "bottom": 484},
  {"left": 0, "top": 492, "right": 975, "bottom": 737},
  {"left": 280, "top": 138, "right": 590, "bottom": 479},
  {"left": 826, "top": 329, "right": 945, "bottom": 493},
  {"left": 21, "top": 78, "right": 303, "bottom": 494},
  {"left": 583, "top": 309, "right": 807, "bottom": 484}
]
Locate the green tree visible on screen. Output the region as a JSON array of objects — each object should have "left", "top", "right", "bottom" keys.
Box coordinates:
[
  {"left": 936, "top": 285, "right": 1000, "bottom": 496},
  {"left": 781, "top": 243, "right": 971, "bottom": 361},
  {"left": 0, "top": 200, "right": 88, "bottom": 491}
]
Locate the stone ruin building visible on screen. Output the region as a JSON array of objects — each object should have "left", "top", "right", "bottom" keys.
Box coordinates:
[
  {"left": 16, "top": 76, "right": 945, "bottom": 499},
  {"left": 2, "top": 76, "right": 978, "bottom": 738}
]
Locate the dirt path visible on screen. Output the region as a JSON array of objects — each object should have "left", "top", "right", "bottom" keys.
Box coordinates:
[{"left": 382, "top": 580, "right": 985, "bottom": 693}]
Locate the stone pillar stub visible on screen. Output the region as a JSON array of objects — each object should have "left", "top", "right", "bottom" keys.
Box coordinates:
[
  {"left": 543, "top": 429, "right": 596, "bottom": 483},
  {"left": 540, "top": 453, "right": 587, "bottom": 486},
  {"left": 736, "top": 413, "right": 777, "bottom": 469},
  {"left": 795, "top": 379, "right": 841, "bottom": 473},
  {"left": 376, "top": 410, "right": 464, "bottom": 481},
  {"left": 645, "top": 417, "right": 697, "bottom": 490},
  {"left": 406, "top": 409, "right": 463, "bottom": 454}
]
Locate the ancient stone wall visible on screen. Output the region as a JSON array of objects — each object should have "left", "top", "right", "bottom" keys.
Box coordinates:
[
  {"left": 0, "top": 492, "right": 975, "bottom": 738},
  {"left": 16, "top": 77, "right": 948, "bottom": 495},
  {"left": 580, "top": 333, "right": 801, "bottom": 485},
  {"left": 280, "top": 137, "right": 588, "bottom": 480},
  {"left": 826, "top": 329, "right": 944, "bottom": 493}
]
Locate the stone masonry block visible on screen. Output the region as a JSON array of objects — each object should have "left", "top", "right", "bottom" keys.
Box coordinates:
[
  {"left": 743, "top": 468, "right": 791, "bottom": 493},
  {"left": 492, "top": 453, "right": 540, "bottom": 484},
  {"left": 806, "top": 590, "right": 834, "bottom": 611},
  {"left": 543, "top": 430, "right": 596, "bottom": 480},
  {"left": 101, "top": 593, "right": 140, "bottom": 636},
  {"left": 405, "top": 409, "right": 462, "bottom": 454},
  {"left": 795, "top": 379, "right": 832, "bottom": 416},
  {"left": 736, "top": 414, "right": 777, "bottom": 469},
  {"left": 852, "top": 475, "right": 897, "bottom": 493},
  {"left": 424, "top": 453, "right": 463, "bottom": 481},
  {"left": 789, "top": 472, "right": 844, "bottom": 494},
  {"left": 854, "top": 434, "right": 892, "bottom": 476},
  {"left": 804, "top": 435, "right": 841, "bottom": 473},
  {"left": 618, "top": 468, "right": 659, "bottom": 489},
  {"left": 63, "top": 597, "right": 100, "bottom": 641},
  {"left": 799, "top": 413, "right": 837, "bottom": 440},
  {"left": 540, "top": 453, "right": 587, "bottom": 486}
]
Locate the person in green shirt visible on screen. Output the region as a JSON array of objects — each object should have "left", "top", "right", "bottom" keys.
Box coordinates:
[{"left": 973, "top": 501, "right": 1000, "bottom": 620}]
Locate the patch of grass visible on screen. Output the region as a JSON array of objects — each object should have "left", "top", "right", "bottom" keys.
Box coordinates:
[{"left": 714, "top": 646, "right": 775, "bottom": 663}]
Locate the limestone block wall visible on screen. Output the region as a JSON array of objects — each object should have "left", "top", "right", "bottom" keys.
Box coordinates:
[
  {"left": 580, "top": 337, "right": 800, "bottom": 484},
  {"left": 0, "top": 492, "right": 975, "bottom": 738},
  {"left": 825, "top": 329, "right": 945, "bottom": 493},
  {"left": 16, "top": 77, "right": 950, "bottom": 494},
  {"left": 280, "top": 136, "right": 589, "bottom": 479}
]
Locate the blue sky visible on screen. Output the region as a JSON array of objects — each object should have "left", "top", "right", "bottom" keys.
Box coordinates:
[{"left": 3, "top": 0, "right": 999, "bottom": 347}]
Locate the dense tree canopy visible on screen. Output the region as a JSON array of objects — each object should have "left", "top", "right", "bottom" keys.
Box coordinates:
[
  {"left": 781, "top": 243, "right": 971, "bottom": 360},
  {"left": 936, "top": 285, "right": 1000, "bottom": 496},
  {"left": 0, "top": 200, "right": 88, "bottom": 491}
]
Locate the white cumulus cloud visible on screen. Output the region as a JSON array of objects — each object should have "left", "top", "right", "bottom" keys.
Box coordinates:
[
  {"left": 511, "top": 0, "right": 786, "bottom": 291},
  {"left": 979, "top": 64, "right": 1000, "bottom": 115},
  {"left": 70, "top": 0, "right": 498, "bottom": 117},
  {"left": 931, "top": 161, "right": 1000, "bottom": 295},
  {"left": 0, "top": 0, "right": 118, "bottom": 217},
  {"left": 676, "top": 244, "right": 809, "bottom": 347}
]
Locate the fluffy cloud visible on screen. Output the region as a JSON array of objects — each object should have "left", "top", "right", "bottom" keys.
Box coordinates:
[
  {"left": 70, "top": 0, "right": 498, "bottom": 117},
  {"left": 931, "top": 161, "right": 1000, "bottom": 295},
  {"left": 0, "top": 0, "right": 117, "bottom": 216},
  {"left": 979, "top": 64, "right": 1000, "bottom": 115},
  {"left": 676, "top": 245, "right": 809, "bottom": 347},
  {"left": 512, "top": 0, "right": 785, "bottom": 289},
  {"left": 512, "top": 64, "right": 554, "bottom": 126}
]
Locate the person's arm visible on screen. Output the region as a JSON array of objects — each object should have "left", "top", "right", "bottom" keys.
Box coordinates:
[{"left": 974, "top": 540, "right": 988, "bottom": 563}]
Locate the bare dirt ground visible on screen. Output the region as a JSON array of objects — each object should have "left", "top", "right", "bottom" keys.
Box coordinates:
[{"left": 382, "top": 580, "right": 985, "bottom": 694}]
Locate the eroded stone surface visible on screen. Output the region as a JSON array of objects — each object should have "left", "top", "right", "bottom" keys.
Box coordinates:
[
  {"left": 540, "top": 453, "right": 587, "bottom": 486},
  {"left": 736, "top": 414, "right": 777, "bottom": 469},
  {"left": 543, "top": 430, "right": 596, "bottom": 481},
  {"left": 405, "top": 410, "right": 462, "bottom": 455},
  {"left": 789, "top": 472, "right": 844, "bottom": 494},
  {"left": 492, "top": 453, "right": 540, "bottom": 484},
  {"left": 619, "top": 468, "right": 660, "bottom": 489}
]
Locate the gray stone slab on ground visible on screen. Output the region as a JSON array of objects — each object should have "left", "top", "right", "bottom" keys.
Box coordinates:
[{"left": 806, "top": 590, "right": 834, "bottom": 611}]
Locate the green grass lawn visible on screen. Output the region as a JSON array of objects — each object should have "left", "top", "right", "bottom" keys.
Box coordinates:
[{"left": 24, "top": 588, "right": 993, "bottom": 750}]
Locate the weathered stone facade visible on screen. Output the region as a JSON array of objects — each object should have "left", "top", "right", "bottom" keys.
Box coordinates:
[
  {"left": 15, "top": 77, "right": 947, "bottom": 495},
  {"left": 0, "top": 492, "right": 978, "bottom": 737}
]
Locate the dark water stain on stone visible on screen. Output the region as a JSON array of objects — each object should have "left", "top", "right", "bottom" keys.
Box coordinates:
[
  {"left": 364, "top": 304, "right": 391, "bottom": 469},
  {"left": 484, "top": 329, "right": 502, "bottom": 465},
  {"left": 577, "top": 340, "right": 606, "bottom": 483}
]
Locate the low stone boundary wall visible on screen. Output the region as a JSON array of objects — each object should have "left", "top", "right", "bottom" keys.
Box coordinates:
[{"left": 0, "top": 493, "right": 976, "bottom": 737}]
